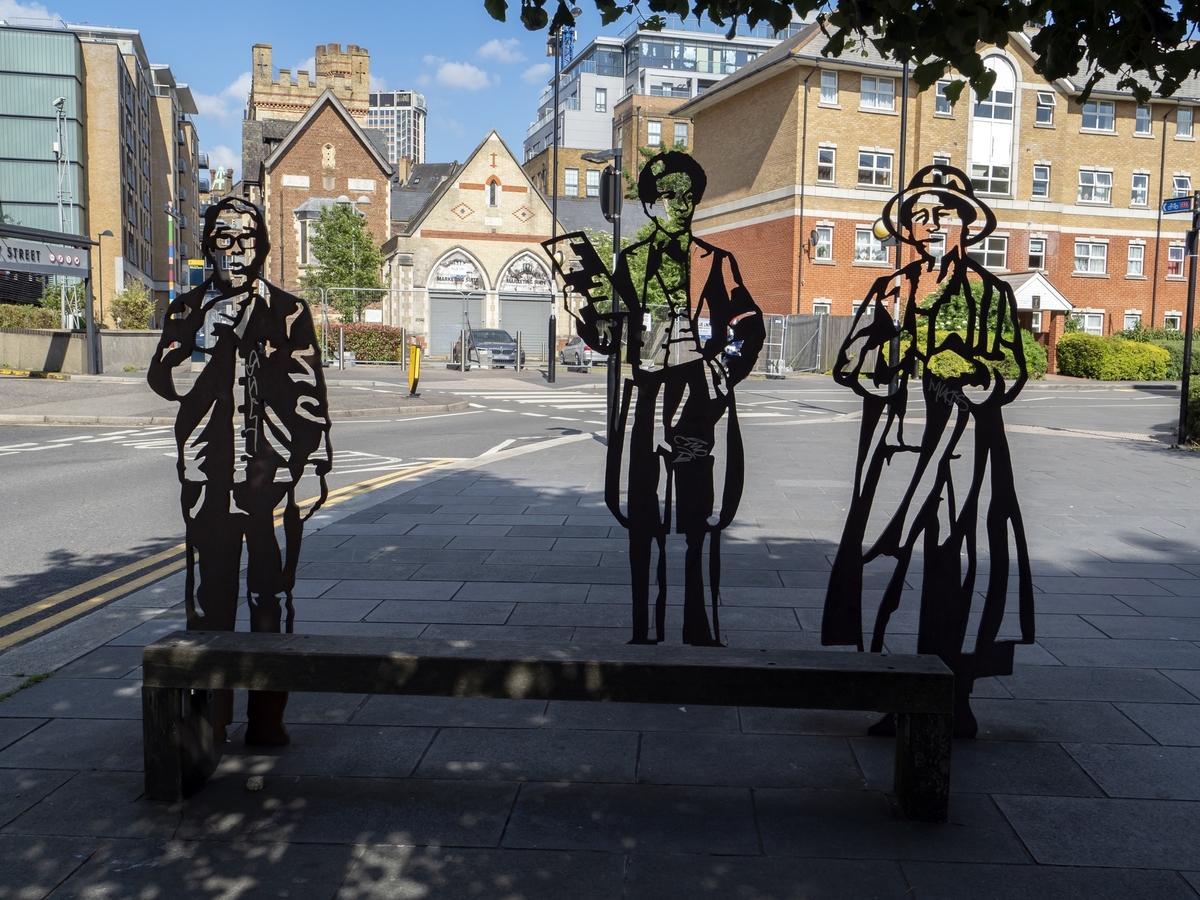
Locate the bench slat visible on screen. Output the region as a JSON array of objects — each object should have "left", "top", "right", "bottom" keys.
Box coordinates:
[{"left": 143, "top": 631, "right": 953, "bottom": 714}]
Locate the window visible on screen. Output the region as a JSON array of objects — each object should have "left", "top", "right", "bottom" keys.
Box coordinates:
[
  {"left": 971, "top": 164, "right": 1010, "bottom": 195},
  {"left": 1179, "top": 107, "right": 1193, "bottom": 138},
  {"left": 857, "top": 151, "right": 892, "bottom": 187},
  {"left": 927, "top": 234, "right": 946, "bottom": 264},
  {"left": 298, "top": 219, "right": 309, "bottom": 265},
  {"left": 1074, "top": 240, "right": 1108, "bottom": 274},
  {"left": 860, "top": 76, "right": 895, "bottom": 111},
  {"left": 1032, "top": 165, "right": 1050, "bottom": 198},
  {"left": 1078, "top": 169, "right": 1113, "bottom": 203},
  {"left": 854, "top": 226, "right": 889, "bottom": 263},
  {"left": 1165, "top": 313, "right": 1183, "bottom": 330},
  {"left": 1028, "top": 238, "right": 1046, "bottom": 270},
  {"left": 968, "top": 236, "right": 1008, "bottom": 270},
  {"left": 1082, "top": 100, "right": 1116, "bottom": 131},
  {"left": 585, "top": 169, "right": 600, "bottom": 198},
  {"left": 974, "top": 81, "right": 1014, "bottom": 121},
  {"left": 647, "top": 121, "right": 662, "bottom": 145},
  {"left": 1132, "top": 173, "right": 1149, "bottom": 206},
  {"left": 1127, "top": 243, "right": 1145, "bottom": 276},
  {"left": 817, "top": 147, "right": 835, "bottom": 182},
  {"left": 1035, "top": 91, "right": 1056, "bottom": 125},
  {"left": 1124, "top": 311, "right": 1142, "bottom": 330},
  {"left": 488, "top": 182, "right": 498, "bottom": 205},
  {"left": 674, "top": 122, "right": 689, "bottom": 146},
  {"left": 595, "top": 88, "right": 607, "bottom": 112},
  {"left": 935, "top": 80, "right": 954, "bottom": 115},
  {"left": 820, "top": 70, "right": 838, "bottom": 104},
  {"left": 932, "top": 154, "right": 951, "bottom": 168},
  {"left": 1168, "top": 244, "right": 1186, "bottom": 277},
  {"left": 1076, "top": 312, "right": 1104, "bottom": 335},
  {"left": 1173, "top": 175, "right": 1191, "bottom": 197},
  {"left": 814, "top": 225, "right": 833, "bottom": 260},
  {"left": 564, "top": 168, "right": 579, "bottom": 196},
  {"left": 813, "top": 299, "right": 832, "bottom": 315},
  {"left": 1029, "top": 310, "right": 1043, "bottom": 331},
  {"left": 1136, "top": 105, "right": 1152, "bottom": 135}
]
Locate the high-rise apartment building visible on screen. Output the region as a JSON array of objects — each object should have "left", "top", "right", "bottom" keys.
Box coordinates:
[
  {"left": 367, "top": 91, "right": 427, "bottom": 172},
  {"left": 0, "top": 20, "right": 204, "bottom": 321}
]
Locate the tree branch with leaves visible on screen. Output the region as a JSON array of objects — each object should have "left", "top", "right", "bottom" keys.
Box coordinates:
[{"left": 299, "top": 204, "right": 385, "bottom": 323}]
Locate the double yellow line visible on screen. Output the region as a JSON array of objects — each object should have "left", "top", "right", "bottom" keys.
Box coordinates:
[{"left": 0, "top": 459, "right": 453, "bottom": 652}]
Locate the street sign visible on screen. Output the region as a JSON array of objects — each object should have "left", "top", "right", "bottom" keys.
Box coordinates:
[{"left": 1162, "top": 196, "right": 1194, "bottom": 214}]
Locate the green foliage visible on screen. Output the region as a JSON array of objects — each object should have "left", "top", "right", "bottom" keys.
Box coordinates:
[
  {"left": 484, "top": 0, "right": 1191, "bottom": 104},
  {"left": 1063, "top": 313, "right": 1082, "bottom": 334},
  {"left": 38, "top": 279, "right": 85, "bottom": 313},
  {"left": 301, "top": 205, "right": 385, "bottom": 323},
  {"left": 1056, "top": 333, "right": 1171, "bottom": 380},
  {"left": 0, "top": 672, "right": 51, "bottom": 703},
  {"left": 1187, "top": 380, "right": 1200, "bottom": 445},
  {"left": 323, "top": 324, "right": 406, "bottom": 362},
  {"left": 1119, "top": 322, "right": 1199, "bottom": 343},
  {"left": 0, "top": 304, "right": 59, "bottom": 329},
  {"left": 911, "top": 326, "right": 1047, "bottom": 381},
  {"left": 110, "top": 280, "right": 155, "bottom": 329},
  {"left": 621, "top": 141, "right": 688, "bottom": 200}
]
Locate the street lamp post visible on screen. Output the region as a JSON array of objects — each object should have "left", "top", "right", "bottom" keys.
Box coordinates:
[{"left": 95, "top": 229, "right": 113, "bottom": 326}]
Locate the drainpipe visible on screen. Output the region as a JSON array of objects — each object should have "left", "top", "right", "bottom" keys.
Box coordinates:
[
  {"left": 796, "top": 62, "right": 816, "bottom": 315},
  {"left": 1150, "top": 104, "right": 1174, "bottom": 326}
]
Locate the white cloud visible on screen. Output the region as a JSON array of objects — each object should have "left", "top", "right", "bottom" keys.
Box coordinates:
[
  {"left": 478, "top": 38, "right": 525, "bottom": 64},
  {"left": 0, "top": 0, "right": 58, "bottom": 21},
  {"left": 434, "top": 61, "right": 493, "bottom": 91},
  {"left": 206, "top": 145, "right": 240, "bottom": 181},
  {"left": 292, "top": 56, "right": 316, "bottom": 75},
  {"left": 521, "top": 63, "right": 552, "bottom": 84},
  {"left": 369, "top": 74, "right": 388, "bottom": 91},
  {"left": 416, "top": 74, "right": 431, "bottom": 87},
  {"left": 423, "top": 54, "right": 444, "bottom": 67},
  {"left": 192, "top": 72, "right": 251, "bottom": 121}
]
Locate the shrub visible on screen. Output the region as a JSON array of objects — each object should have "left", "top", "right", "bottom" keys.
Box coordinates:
[
  {"left": 1057, "top": 333, "right": 1170, "bottom": 380},
  {"left": 323, "top": 324, "right": 404, "bottom": 361},
  {"left": 915, "top": 328, "right": 1047, "bottom": 381},
  {"left": 1187, "top": 380, "right": 1200, "bottom": 444},
  {"left": 0, "top": 304, "right": 59, "bottom": 329},
  {"left": 110, "top": 280, "right": 155, "bottom": 329}
]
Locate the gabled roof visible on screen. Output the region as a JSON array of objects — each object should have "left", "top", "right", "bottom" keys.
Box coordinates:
[
  {"left": 262, "top": 89, "right": 395, "bottom": 176},
  {"left": 401, "top": 129, "right": 551, "bottom": 237},
  {"left": 998, "top": 270, "right": 1073, "bottom": 311}
]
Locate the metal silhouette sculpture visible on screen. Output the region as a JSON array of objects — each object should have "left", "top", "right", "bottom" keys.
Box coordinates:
[
  {"left": 546, "top": 151, "right": 765, "bottom": 646},
  {"left": 149, "top": 196, "right": 332, "bottom": 745},
  {"left": 822, "top": 165, "right": 1034, "bottom": 738}
]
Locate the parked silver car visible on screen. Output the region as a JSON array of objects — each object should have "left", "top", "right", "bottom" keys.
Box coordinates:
[
  {"left": 452, "top": 329, "right": 526, "bottom": 368},
  {"left": 559, "top": 334, "right": 598, "bottom": 368}
]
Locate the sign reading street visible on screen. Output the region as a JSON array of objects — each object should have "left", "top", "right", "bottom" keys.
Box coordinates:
[
  {"left": 0, "top": 236, "right": 89, "bottom": 277},
  {"left": 1162, "top": 196, "right": 1194, "bottom": 214}
]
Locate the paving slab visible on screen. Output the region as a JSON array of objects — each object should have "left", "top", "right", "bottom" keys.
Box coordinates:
[
  {"left": 0, "top": 833, "right": 99, "bottom": 899},
  {"left": 901, "top": 861, "right": 1199, "bottom": 900},
  {"left": 1113, "top": 702, "right": 1200, "bottom": 745},
  {"left": 416, "top": 726, "right": 638, "bottom": 783},
  {"left": 1063, "top": 743, "right": 1200, "bottom": 800},
  {"left": 625, "top": 854, "right": 910, "bottom": 900}
]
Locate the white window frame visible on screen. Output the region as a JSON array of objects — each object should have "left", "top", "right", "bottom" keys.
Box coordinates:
[
  {"left": 1081, "top": 100, "right": 1116, "bottom": 132},
  {"left": 857, "top": 151, "right": 893, "bottom": 187},
  {"left": 564, "top": 167, "right": 579, "bottom": 196},
  {"left": 595, "top": 88, "right": 607, "bottom": 113},
  {"left": 934, "top": 80, "right": 954, "bottom": 115},
  {"left": 927, "top": 234, "right": 946, "bottom": 265},
  {"left": 1127, "top": 243, "right": 1145, "bottom": 277},
  {"left": 971, "top": 163, "right": 1011, "bottom": 195},
  {"left": 814, "top": 225, "right": 833, "bottom": 261},
  {"left": 854, "top": 226, "right": 889, "bottom": 263},
  {"left": 1077, "top": 311, "right": 1104, "bottom": 335},
  {"left": 674, "top": 121, "right": 689, "bottom": 146},
  {"left": 1035, "top": 91, "right": 1056, "bottom": 125},
  {"left": 1028, "top": 237, "right": 1046, "bottom": 270},
  {"left": 1168, "top": 244, "right": 1186, "bottom": 277},
  {"left": 1078, "top": 168, "right": 1113, "bottom": 204},
  {"left": 813, "top": 298, "right": 832, "bottom": 315},
  {"left": 1124, "top": 311, "right": 1143, "bottom": 330},
  {"left": 1131, "top": 173, "right": 1150, "bottom": 206},
  {"left": 647, "top": 120, "right": 662, "bottom": 146},
  {"left": 1173, "top": 175, "right": 1191, "bottom": 198},
  {"left": 860, "top": 76, "right": 895, "bottom": 111},
  {"left": 820, "top": 70, "right": 838, "bottom": 105},
  {"left": 932, "top": 154, "right": 951, "bottom": 168},
  {"left": 585, "top": 169, "right": 600, "bottom": 198},
  {"left": 1165, "top": 312, "right": 1183, "bottom": 330},
  {"left": 817, "top": 147, "right": 835, "bottom": 183},
  {"left": 1030, "top": 310, "right": 1043, "bottom": 332},
  {"left": 974, "top": 82, "right": 1014, "bottom": 122},
  {"left": 1135, "top": 105, "right": 1153, "bottom": 135},
  {"left": 968, "top": 236, "right": 1008, "bottom": 270},
  {"left": 1032, "top": 165, "right": 1050, "bottom": 198},
  {"left": 1074, "top": 240, "right": 1108, "bottom": 275},
  {"left": 1178, "top": 107, "right": 1194, "bottom": 138}
]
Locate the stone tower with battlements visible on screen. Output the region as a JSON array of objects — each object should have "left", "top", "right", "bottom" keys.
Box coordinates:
[{"left": 247, "top": 42, "right": 370, "bottom": 124}]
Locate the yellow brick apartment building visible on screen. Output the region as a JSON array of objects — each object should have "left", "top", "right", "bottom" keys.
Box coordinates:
[{"left": 679, "top": 25, "right": 1200, "bottom": 334}]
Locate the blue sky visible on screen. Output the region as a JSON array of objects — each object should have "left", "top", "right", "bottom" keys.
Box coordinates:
[{"left": 1, "top": 0, "right": 635, "bottom": 178}]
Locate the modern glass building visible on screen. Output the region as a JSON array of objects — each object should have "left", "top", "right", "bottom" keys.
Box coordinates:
[
  {"left": 0, "top": 26, "right": 87, "bottom": 233},
  {"left": 367, "top": 91, "right": 427, "bottom": 166}
]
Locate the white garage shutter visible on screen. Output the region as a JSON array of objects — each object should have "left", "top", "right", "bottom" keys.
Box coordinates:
[
  {"left": 429, "top": 292, "right": 484, "bottom": 356},
  {"left": 498, "top": 293, "right": 553, "bottom": 356}
]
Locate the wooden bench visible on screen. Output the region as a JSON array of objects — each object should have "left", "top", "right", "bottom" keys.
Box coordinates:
[{"left": 142, "top": 631, "right": 954, "bottom": 821}]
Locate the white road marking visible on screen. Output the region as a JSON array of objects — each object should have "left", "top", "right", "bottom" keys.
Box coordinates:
[
  {"left": 521, "top": 412, "right": 549, "bottom": 417},
  {"left": 483, "top": 439, "right": 517, "bottom": 455}
]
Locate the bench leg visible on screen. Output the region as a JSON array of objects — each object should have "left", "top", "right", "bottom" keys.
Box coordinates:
[
  {"left": 143, "top": 686, "right": 215, "bottom": 801},
  {"left": 893, "top": 712, "right": 952, "bottom": 822}
]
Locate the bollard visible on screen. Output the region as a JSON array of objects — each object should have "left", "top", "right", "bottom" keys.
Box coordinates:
[
  {"left": 548, "top": 314, "right": 556, "bottom": 383},
  {"left": 338, "top": 326, "right": 345, "bottom": 371},
  {"left": 515, "top": 332, "right": 522, "bottom": 372},
  {"left": 460, "top": 328, "right": 468, "bottom": 373}
]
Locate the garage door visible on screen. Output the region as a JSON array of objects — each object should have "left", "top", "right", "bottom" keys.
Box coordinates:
[
  {"left": 429, "top": 292, "right": 484, "bottom": 356},
  {"left": 498, "top": 293, "right": 553, "bottom": 356}
]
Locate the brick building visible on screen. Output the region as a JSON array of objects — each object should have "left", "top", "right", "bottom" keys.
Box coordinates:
[
  {"left": 382, "top": 131, "right": 562, "bottom": 356},
  {"left": 243, "top": 89, "right": 393, "bottom": 293},
  {"left": 677, "top": 24, "right": 1200, "bottom": 334}
]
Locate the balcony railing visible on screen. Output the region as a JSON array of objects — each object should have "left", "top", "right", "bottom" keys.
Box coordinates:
[{"left": 196, "top": 151, "right": 209, "bottom": 169}]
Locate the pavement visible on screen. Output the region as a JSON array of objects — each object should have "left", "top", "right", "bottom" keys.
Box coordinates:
[{"left": 2, "top": 373, "right": 1200, "bottom": 899}]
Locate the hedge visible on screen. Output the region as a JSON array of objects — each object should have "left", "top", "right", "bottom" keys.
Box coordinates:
[
  {"left": 1056, "top": 333, "right": 1171, "bottom": 380},
  {"left": 1187, "top": 379, "right": 1200, "bottom": 444},
  {"left": 322, "top": 323, "right": 404, "bottom": 361},
  {"left": 913, "top": 328, "right": 1047, "bottom": 381},
  {"left": 0, "top": 304, "right": 60, "bottom": 329}
]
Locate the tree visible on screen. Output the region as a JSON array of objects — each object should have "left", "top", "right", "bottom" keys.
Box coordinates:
[
  {"left": 484, "top": 0, "right": 1200, "bottom": 102},
  {"left": 300, "top": 204, "right": 384, "bottom": 323},
  {"left": 110, "top": 279, "right": 155, "bottom": 329}
]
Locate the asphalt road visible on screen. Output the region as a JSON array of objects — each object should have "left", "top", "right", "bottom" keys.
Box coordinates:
[{"left": 0, "top": 369, "right": 1184, "bottom": 645}]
